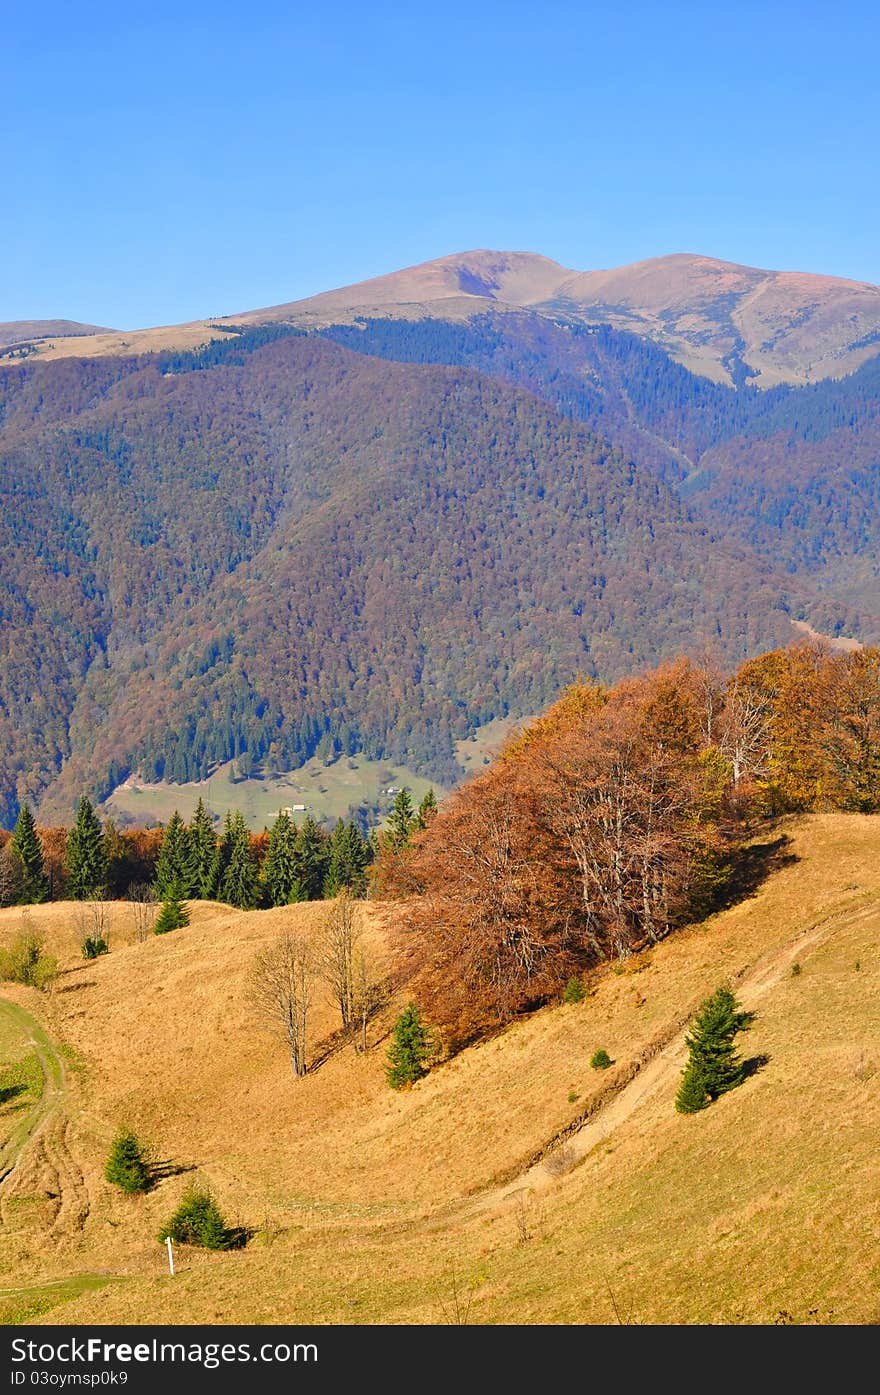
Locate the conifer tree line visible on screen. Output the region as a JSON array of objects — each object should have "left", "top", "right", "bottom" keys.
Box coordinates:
[
  {"left": 379, "top": 642, "right": 880, "bottom": 1047},
  {"left": 0, "top": 789, "right": 443, "bottom": 911}
]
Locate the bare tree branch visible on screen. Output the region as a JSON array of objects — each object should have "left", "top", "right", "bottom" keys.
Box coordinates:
[{"left": 249, "top": 932, "right": 314, "bottom": 1078}]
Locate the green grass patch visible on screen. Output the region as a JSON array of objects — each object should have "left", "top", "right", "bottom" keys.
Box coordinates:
[
  {"left": 0, "top": 1053, "right": 42, "bottom": 1109},
  {"left": 0, "top": 1275, "right": 117, "bottom": 1325},
  {"left": 105, "top": 756, "right": 442, "bottom": 830},
  {"left": 103, "top": 715, "right": 538, "bottom": 831},
  {"left": 57, "top": 1041, "right": 87, "bottom": 1076}
]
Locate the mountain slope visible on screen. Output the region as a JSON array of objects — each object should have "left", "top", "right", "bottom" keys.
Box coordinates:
[
  {"left": 0, "top": 320, "right": 115, "bottom": 351},
  {"left": 249, "top": 249, "right": 880, "bottom": 386},
  {"left": 317, "top": 311, "right": 880, "bottom": 617},
  {"left": 8, "top": 248, "right": 880, "bottom": 388},
  {"left": 0, "top": 332, "right": 850, "bottom": 824},
  {"left": 243, "top": 249, "right": 573, "bottom": 320},
  {"left": 2, "top": 814, "right": 878, "bottom": 1324},
  {"left": 542, "top": 253, "right": 880, "bottom": 386}
]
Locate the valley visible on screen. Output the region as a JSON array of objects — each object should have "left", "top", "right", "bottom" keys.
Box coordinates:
[
  {"left": 1, "top": 252, "right": 878, "bottom": 1331},
  {"left": 3, "top": 255, "right": 880, "bottom": 830}
]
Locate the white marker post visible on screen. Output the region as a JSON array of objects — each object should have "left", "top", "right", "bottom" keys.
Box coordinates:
[{"left": 166, "top": 1236, "right": 175, "bottom": 1276}]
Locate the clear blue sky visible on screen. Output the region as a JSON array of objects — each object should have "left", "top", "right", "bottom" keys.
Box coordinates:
[{"left": 4, "top": 1, "right": 879, "bottom": 328}]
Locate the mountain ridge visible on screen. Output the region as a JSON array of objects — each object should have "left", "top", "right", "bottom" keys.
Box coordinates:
[
  {"left": 9, "top": 249, "right": 880, "bottom": 387},
  {"left": 2, "top": 271, "right": 879, "bottom": 824},
  {"left": 0, "top": 319, "right": 115, "bottom": 350}
]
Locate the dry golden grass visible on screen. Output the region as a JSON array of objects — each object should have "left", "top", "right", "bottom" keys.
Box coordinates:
[
  {"left": 0, "top": 322, "right": 228, "bottom": 364},
  {"left": 0, "top": 813, "right": 878, "bottom": 1324}
]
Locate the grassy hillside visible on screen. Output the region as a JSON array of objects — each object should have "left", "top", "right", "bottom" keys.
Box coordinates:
[
  {"left": 0, "top": 813, "right": 876, "bottom": 1324},
  {"left": 103, "top": 755, "right": 442, "bottom": 831}
]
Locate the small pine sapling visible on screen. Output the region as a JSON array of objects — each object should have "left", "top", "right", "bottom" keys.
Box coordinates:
[
  {"left": 154, "top": 889, "right": 190, "bottom": 935},
  {"left": 104, "top": 1128, "right": 151, "bottom": 1193},
  {"left": 387, "top": 1004, "right": 432, "bottom": 1089}
]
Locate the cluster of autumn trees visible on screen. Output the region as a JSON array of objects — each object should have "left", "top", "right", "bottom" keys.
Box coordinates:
[
  {"left": 2, "top": 638, "right": 877, "bottom": 1062},
  {"left": 379, "top": 643, "right": 880, "bottom": 1047}
]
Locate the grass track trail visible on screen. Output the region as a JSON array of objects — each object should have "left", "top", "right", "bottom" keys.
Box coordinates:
[
  {"left": 0, "top": 997, "right": 68, "bottom": 1187},
  {"left": 476, "top": 893, "right": 878, "bottom": 1213}
]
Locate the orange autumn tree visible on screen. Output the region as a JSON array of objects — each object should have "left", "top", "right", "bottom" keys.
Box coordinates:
[
  {"left": 391, "top": 761, "right": 577, "bottom": 1047},
  {"left": 730, "top": 643, "right": 880, "bottom": 813},
  {"left": 530, "top": 660, "right": 733, "bottom": 961},
  {"left": 384, "top": 658, "right": 738, "bottom": 1048},
  {"left": 814, "top": 647, "right": 880, "bottom": 812}
]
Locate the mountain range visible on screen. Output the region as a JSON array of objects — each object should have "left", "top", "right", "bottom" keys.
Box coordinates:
[
  {"left": 1, "top": 249, "right": 878, "bottom": 825},
  {"left": 12, "top": 249, "right": 880, "bottom": 387}
]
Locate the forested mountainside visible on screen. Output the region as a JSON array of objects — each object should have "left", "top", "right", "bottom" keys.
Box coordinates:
[
  {"left": 0, "top": 330, "right": 854, "bottom": 827},
  {"left": 320, "top": 314, "right": 880, "bottom": 613}
]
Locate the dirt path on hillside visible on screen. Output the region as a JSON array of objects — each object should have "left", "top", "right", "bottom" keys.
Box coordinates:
[
  {"left": 464, "top": 896, "right": 877, "bottom": 1218},
  {"left": 0, "top": 998, "right": 68, "bottom": 1190}
]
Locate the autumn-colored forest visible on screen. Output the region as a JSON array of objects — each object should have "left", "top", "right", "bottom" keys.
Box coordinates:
[
  {"left": 1, "top": 323, "right": 875, "bottom": 829},
  {"left": 379, "top": 643, "right": 880, "bottom": 1047},
  {"left": 323, "top": 312, "right": 880, "bottom": 613}
]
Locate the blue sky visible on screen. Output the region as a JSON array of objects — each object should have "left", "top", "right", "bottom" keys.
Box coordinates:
[{"left": 4, "top": 1, "right": 879, "bottom": 327}]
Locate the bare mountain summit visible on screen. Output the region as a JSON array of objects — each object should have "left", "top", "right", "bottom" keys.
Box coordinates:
[
  {"left": 243, "top": 249, "right": 880, "bottom": 386},
  {"left": 6, "top": 250, "right": 880, "bottom": 387}
]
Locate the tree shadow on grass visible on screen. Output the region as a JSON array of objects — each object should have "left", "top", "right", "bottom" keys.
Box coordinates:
[
  {"left": 0, "top": 1082, "right": 27, "bottom": 1107},
  {"left": 147, "top": 1159, "right": 197, "bottom": 1185},
  {"left": 714, "top": 834, "right": 800, "bottom": 913},
  {"left": 310, "top": 1000, "right": 386, "bottom": 1071},
  {"left": 741, "top": 1052, "right": 770, "bottom": 1081},
  {"left": 308, "top": 1025, "right": 351, "bottom": 1072},
  {"left": 225, "top": 1225, "right": 255, "bottom": 1250}
]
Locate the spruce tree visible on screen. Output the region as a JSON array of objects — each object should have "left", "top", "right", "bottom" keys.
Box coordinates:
[
  {"left": 154, "top": 811, "right": 190, "bottom": 898},
  {"left": 202, "top": 842, "right": 223, "bottom": 901},
  {"left": 324, "top": 819, "right": 369, "bottom": 898},
  {"left": 323, "top": 820, "right": 347, "bottom": 899},
  {"left": 292, "top": 817, "right": 329, "bottom": 901},
  {"left": 675, "top": 1060, "right": 710, "bottom": 1114},
  {"left": 261, "top": 811, "right": 300, "bottom": 907},
  {"left": 676, "top": 985, "right": 748, "bottom": 1113},
  {"left": 197, "top": 1200, "right": 231, "bottom": 1251},
  {"left": 386, "top": 788, "right": 417, "bottom": 852},
  {"left": 386, "top": 1004, "right": 432, "bottom": 1089},
  {"left": 219, "top": 811, "right": 259, "bottom": 909},
  {"left": 159, "top": 1185, "right": 230, "bottom": 1250},
  {"left": 104, "top": 1128, "right": 151, "bottom": 1193},
  {"left": 187, "top": 798, "right": 217, "bottom": 897},
  {"left": 154, "top": 889, "right": 190, "bottom": 934},
  {"left": 11, "top": 805, "right": 48, "bottom": 904},
  {"left": 0, "top": 844, "right": 24, "bottom": 907},
  {"left": 102, "top": 817, "right": 137, "bottom": 899},
  {"left": 66, "top": 797, "right": 108, "bottom": 900},
  {"left": 210, "top": 811, "right": 236, "bottom": 901},
  {"left": 417, "top": 788, "right": 438, "bottom": 830}
]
